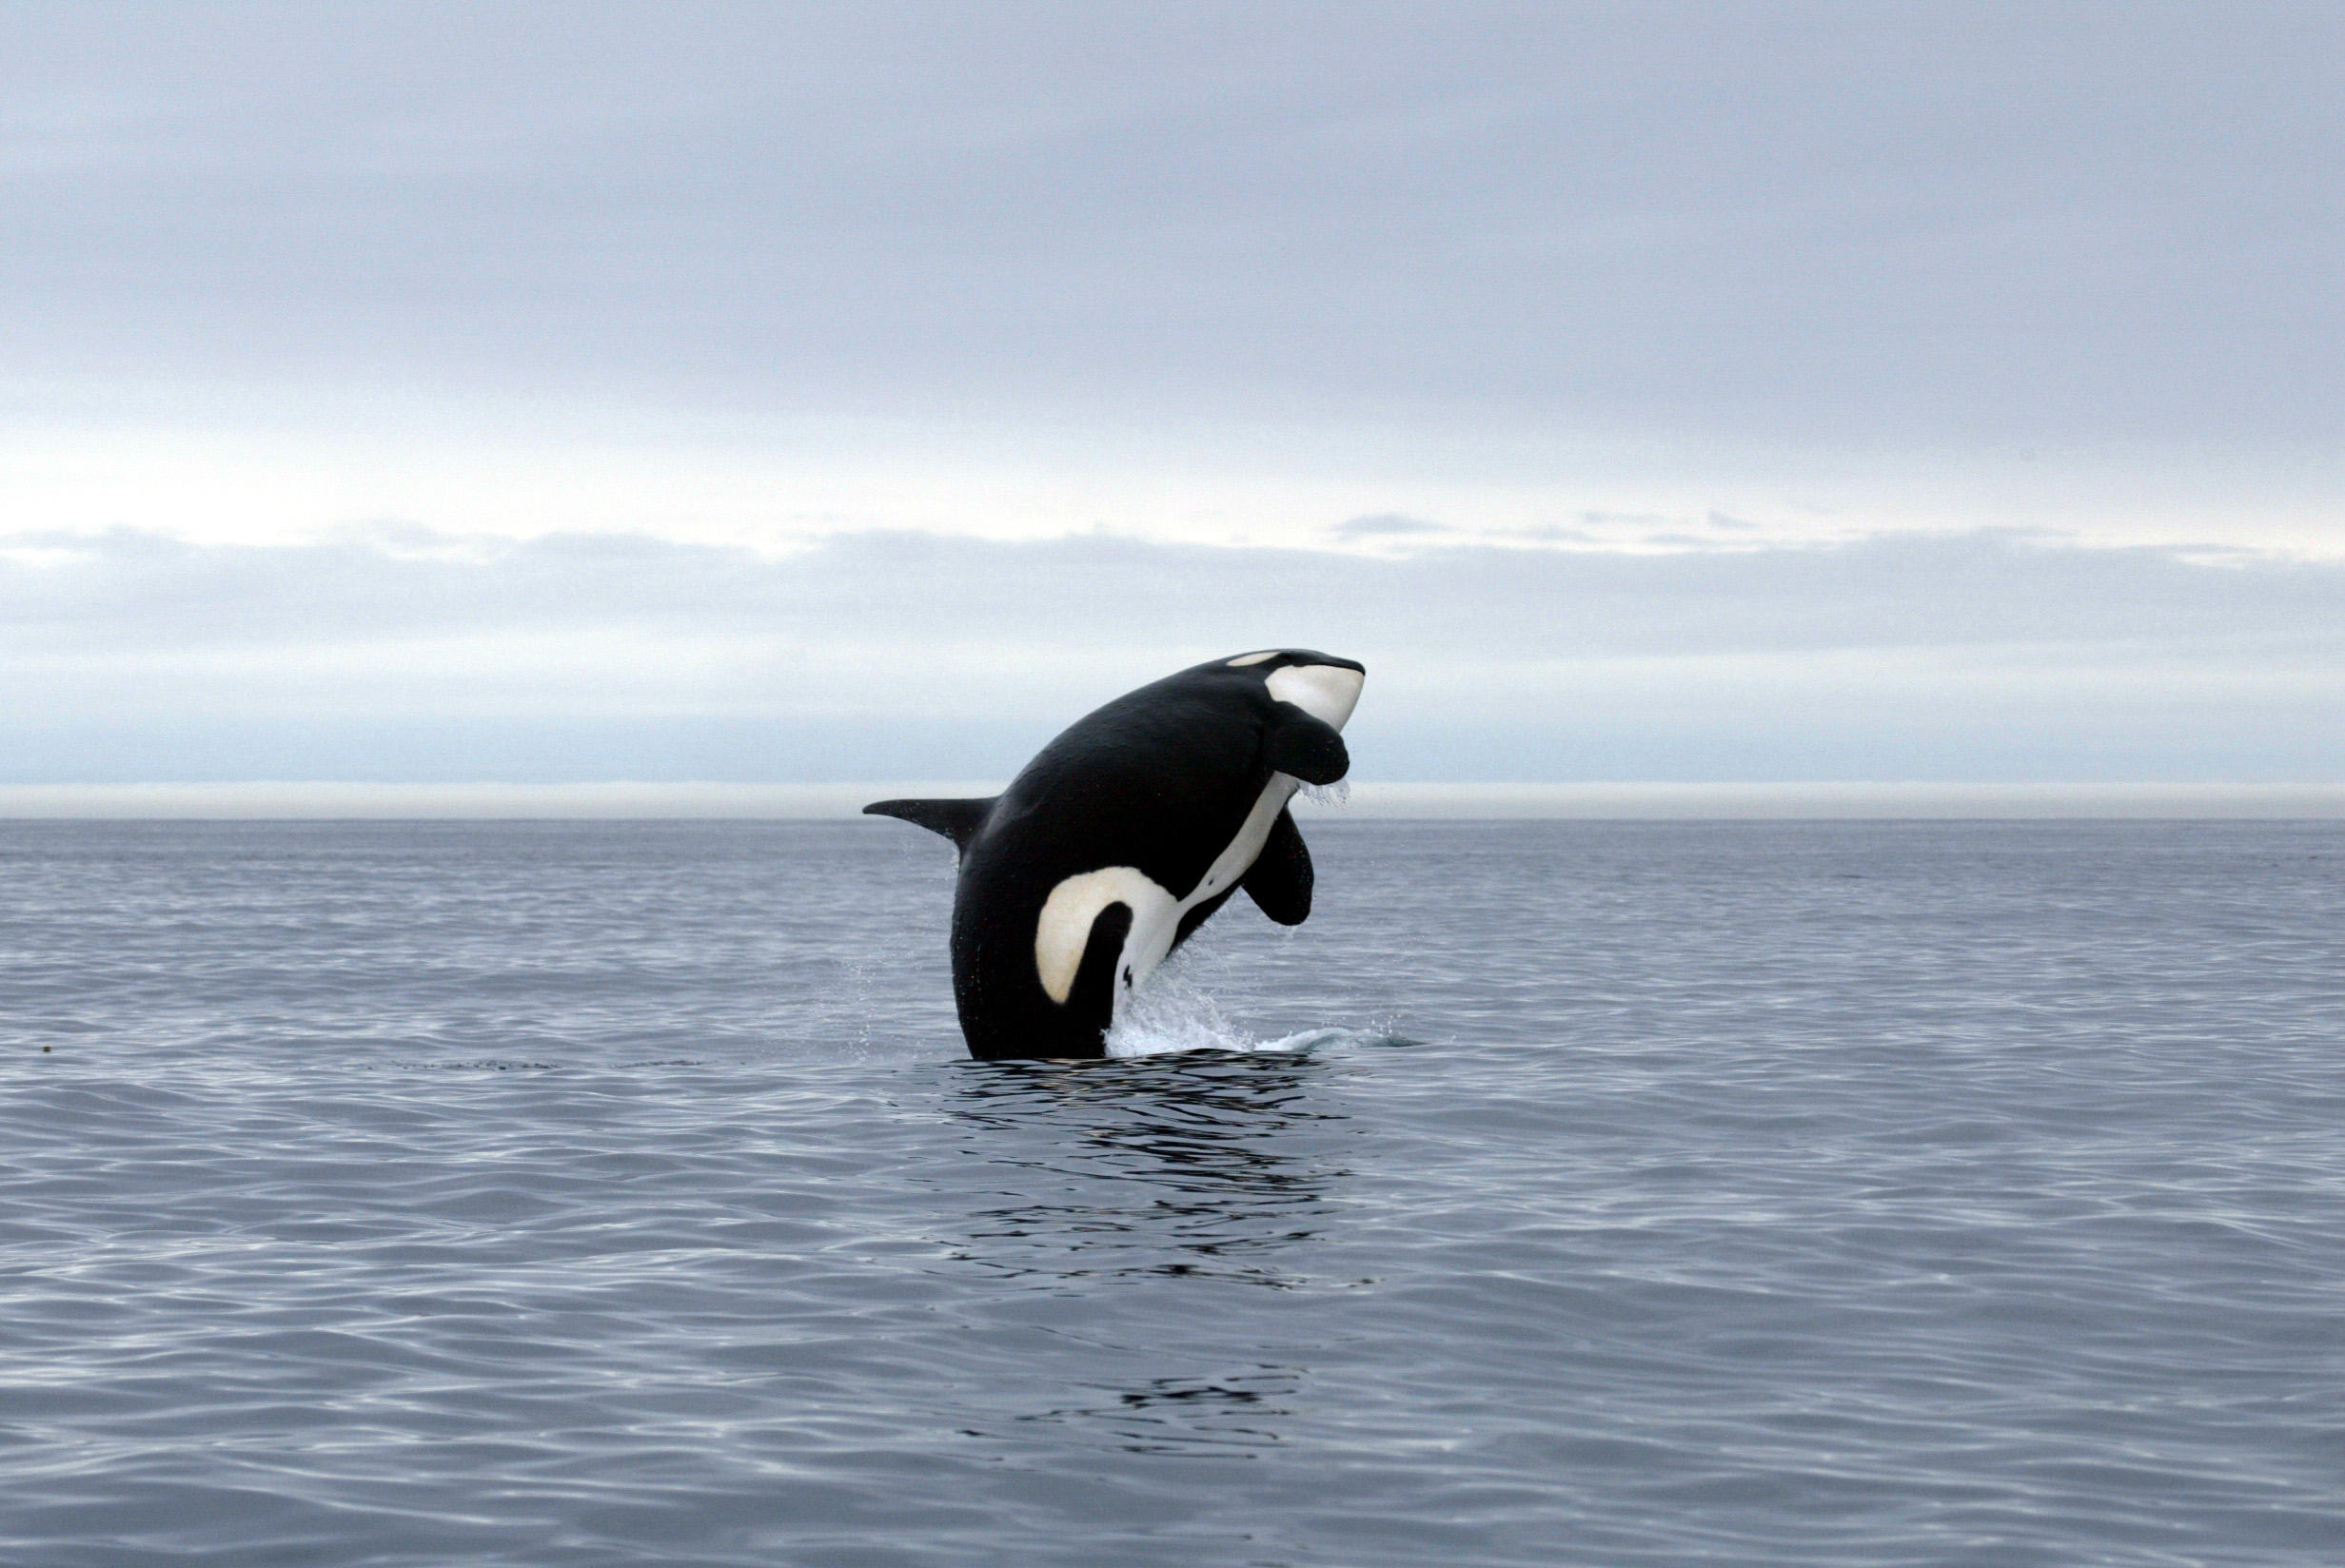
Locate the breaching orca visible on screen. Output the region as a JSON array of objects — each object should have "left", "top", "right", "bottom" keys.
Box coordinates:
[{"left": 866, "top": 650, "right": 1366, "bottom": 1060}]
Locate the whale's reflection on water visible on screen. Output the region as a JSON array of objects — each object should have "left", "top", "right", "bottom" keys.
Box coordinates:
[
  {"left": 918, "top": 1050, "right": 1360, "bottom": 1457},
  {"left": 996, "top": 1363, "right": 1310, "bottom": 1459},
  {"left": 935, "top": 1050, "right": 1355, "bottom": 1291}
]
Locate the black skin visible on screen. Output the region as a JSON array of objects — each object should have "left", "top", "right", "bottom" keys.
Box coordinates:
[{"left": 867, "top": 650, "right": 1362, "bottom": 1060}]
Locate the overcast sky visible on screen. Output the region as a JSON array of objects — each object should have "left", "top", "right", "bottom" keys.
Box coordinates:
[{"left": 3, "top": 2, "right": 2339, "bottom": 783}]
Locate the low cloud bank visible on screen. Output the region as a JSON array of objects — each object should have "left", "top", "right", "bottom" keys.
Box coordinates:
[{"left": 4, "top": 527, "right": 2340, "bottom": 782}]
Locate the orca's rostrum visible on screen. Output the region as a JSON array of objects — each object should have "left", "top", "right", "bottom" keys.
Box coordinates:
[{"left": 866, "top": 650, "right": 1366, "bottom": 1060}]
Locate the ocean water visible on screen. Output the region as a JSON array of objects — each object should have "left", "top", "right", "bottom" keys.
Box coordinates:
[{"left": 3, "top": 818, "right": 2342, "bottom": 1567}]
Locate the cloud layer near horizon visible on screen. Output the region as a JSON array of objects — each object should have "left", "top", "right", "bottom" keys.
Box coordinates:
[{"left": 7, "top": 527, "right": 2339, "bottom": 783}]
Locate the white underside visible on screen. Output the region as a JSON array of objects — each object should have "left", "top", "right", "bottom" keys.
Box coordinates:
[{"left": 1033, "top": 774, "right": 1300, "bottom": 1013}]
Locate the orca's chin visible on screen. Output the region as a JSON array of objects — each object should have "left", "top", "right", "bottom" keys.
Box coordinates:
[{"left": 1267, "top": 663, "right": 1366, "bottom": 732}]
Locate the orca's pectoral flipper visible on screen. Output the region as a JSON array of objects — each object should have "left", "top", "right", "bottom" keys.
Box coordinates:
[
  {"left": 863, "top": 797, "right": 996, "bottom": 851},
  {"left": 1242, "top": 806, "right": 1314, "bottom": 925},
  {"left": 1264, "top": 711, "right": 1350, "bottom": 786}
]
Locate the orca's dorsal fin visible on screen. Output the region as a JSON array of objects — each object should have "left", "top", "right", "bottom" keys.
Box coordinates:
[{"left": 863, "top": 796, "right": 996, "bottom": 852}]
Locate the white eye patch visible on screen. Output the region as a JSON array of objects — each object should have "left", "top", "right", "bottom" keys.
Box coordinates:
[{"left": 1226, "top": 651, "right": 1279, "bottom": 667}]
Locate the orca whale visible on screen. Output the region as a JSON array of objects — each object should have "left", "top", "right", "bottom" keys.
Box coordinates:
[{"left": 866, "top": 649, "right": 1366, "bottom": 1060}]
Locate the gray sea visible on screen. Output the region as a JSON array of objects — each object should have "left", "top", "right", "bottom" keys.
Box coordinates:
[{"left": 3, "top": 819, "right": 2342, "bottom": 1566}]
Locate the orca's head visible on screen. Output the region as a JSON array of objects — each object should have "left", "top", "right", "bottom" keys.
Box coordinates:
[{"left": 1222, "top": 648, "right": 1367, "bottom": 732}]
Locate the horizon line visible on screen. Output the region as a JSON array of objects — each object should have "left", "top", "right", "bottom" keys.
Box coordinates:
[{"left": 4, "top": 781, "right": 2344, "bottom": 821}]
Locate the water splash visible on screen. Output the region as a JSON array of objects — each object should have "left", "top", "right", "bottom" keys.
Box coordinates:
[
  {"left": 1103, "top": 970, "right": 1375, "bottom": 1058},
  {"left": 1296, "top": 778, "right": 1350, "bottom": 808}
]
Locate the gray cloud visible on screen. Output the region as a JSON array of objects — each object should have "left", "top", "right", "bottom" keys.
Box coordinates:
[
  {"left": 1332, "top": 514, "right": 1448, "bottom": 539},
  {"left": 3, "top": 1, "right": 2339, "bottom": 457}
]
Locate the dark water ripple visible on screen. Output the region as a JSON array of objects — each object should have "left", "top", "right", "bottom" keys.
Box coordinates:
[{"left": 3, "top": 820, "right": 2343, "bottom": 1565}]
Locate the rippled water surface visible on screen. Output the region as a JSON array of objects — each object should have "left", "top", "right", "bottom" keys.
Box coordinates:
[{"left": 4, "top": 819, "right": 2343, "bottom": 1566}]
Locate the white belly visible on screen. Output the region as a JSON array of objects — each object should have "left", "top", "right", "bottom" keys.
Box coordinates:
[{"left": 1031, "top": 774, "right": 1301, "bottom": 1014}]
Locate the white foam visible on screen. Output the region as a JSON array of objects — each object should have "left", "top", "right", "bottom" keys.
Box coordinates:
[{"left": 1101, "top": 970, "right": 1376, "bottom": 1058}]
